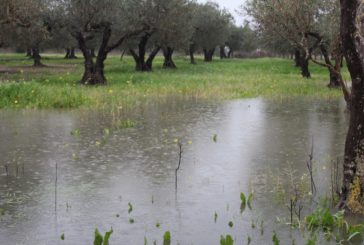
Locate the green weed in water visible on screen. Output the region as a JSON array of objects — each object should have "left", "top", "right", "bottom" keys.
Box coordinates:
[
  {"left": 213, "top": 134, "right": 218, "bottom": 143},
  {"left": 163, "top": 231, "right": 171, "bottom": 245},
  {"left": 272, "top": 232, "right": 280, "bottom": 245},
  {"left": 220, "top": 235, "right": 234, "bottom": 245},
  {"left": 60, "top": 233, "right": 65, "bottom": 240},
  {"left": 228, "top": 221, "right": 234, "bottom": 228},
  {"left": 94, "top": 228, "right": 113, "bottom": 245},
  {"left": 117, "top": 119, "right": 135, "bottom": 129},
  {"left": 247, "top": 193, "right": 254, "bottom": 210},
  {"left": 240, "top": 192, "right": 247, "bottom": 213},
  {"left": 70, "top": 129, "right": 80, "bottom": 137},
  {"left": 128, "top": 202, "right": 133, "bottom": 214}
]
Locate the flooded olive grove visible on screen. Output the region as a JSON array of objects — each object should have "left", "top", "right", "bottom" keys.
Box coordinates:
[{"left": 0, "top": 97, "right": 356, "bottom": 244}]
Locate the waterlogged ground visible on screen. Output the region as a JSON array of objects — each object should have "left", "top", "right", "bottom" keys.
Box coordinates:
[{"left": 0, "top": 97, "right": 349, "bottom": 244}]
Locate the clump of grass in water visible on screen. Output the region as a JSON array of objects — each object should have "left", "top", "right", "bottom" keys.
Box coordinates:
[
  {"left": 70, "top": 129, "right": 80, "bottom": 137},
  {"left": 128, "top": 202, "right": 133, "bottom": 214},
  {"left": 115, "top": 119, "right": 135, "bottom": 129},
  {"left": 220, "top": 235, "right": 234, "bottom": 245},
  {"left": 163, "top": 231, "right": 171, "bottom": 245},
  {"left": 272, "top": 231, "right": 280, "bottom": 245},
  {"left": 94, "top": 228, "right": 113, "bottom": 245}
]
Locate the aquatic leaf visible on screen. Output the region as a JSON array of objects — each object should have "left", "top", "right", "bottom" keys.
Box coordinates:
[
  {"left": 272, "top": 232, "right": 280, "bottom": 245},
  {"left": 214, "top": 212, "right": 218, "bottom": 223},
  {"left": 247, "top": 193, "right": 254, "bottom": 209},
  {"left": 129, "top": 218, "right": 135, "bottom": 224},
  {"left": 240, "top": 203, "right": 246, "bottom": 214},
  {"left": 128, "top": 202, "right": 133, "bottom": 214},
  {"left": 163, "top": 231, "right": 171, "bottom": 245},
  {"left": 144, "top": 237, "right": 148, "bottom": 245},
  {"left": 240, "top": 192, "right": 247, "bottom": 213},
  {"left": 60, "top": 233, "right": 65, "bottom": 240},
  {"left": 94, "top": 229, "right": 103, "bottom": 245},
  {"left": 213, "top": 134, "right": 218, "bottom": 143},
  {"left": 93, "top": 228, "right": 113, "bottom": 245},
  {"left": 220, "top": 235, "right": 234, "bottom": 245},
  {"left": 240, "top": 192, "right": 246, "bottom": 205},
  {"left": 103, "top": 228, "right": 113, "bottom": 245}
]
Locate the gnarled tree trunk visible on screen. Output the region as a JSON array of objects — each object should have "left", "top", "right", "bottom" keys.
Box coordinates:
[
  {"left": 163, "top": 47, "right": 176, "bottom": 69},
  {"left": 300, "top": 52, "right": 311, "bottom": 78},
  {"left": 32, "top": 48, "right": 44, "bottom": 67},
  {"left": 204, "top": 48, "right": 215, "bottom": 62},
  {"left": 339, "top": 0, "right": 364, "bottom": 214},
  {"left": 130, "top": 33, "right": 160, "bottom": 72}
]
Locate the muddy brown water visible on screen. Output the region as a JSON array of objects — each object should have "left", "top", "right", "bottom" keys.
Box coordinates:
[{"left": 0, "top": 97, "right": 351, "bottom": 244}]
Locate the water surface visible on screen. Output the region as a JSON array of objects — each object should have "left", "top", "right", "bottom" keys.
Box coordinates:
[{"left": 0, "top": 97, "right": 349, "bottom": 244}]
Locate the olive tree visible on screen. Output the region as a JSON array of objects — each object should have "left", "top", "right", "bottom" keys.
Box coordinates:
[
  {"left": 246, "top": 0, "right": 342, "bottom": 86},
  {"left": 0, "top": 0, "right": 50, "bottom": 66},
  {"left": 60, "top": 0, "right": 145, "bottom": 85},
  {"left": 124, "top": 0, "right": 193, "bottom": 71},
  {"left": 157, "top": 0, "right": 194, "bottom": 69},
  {"left": 190, "top": 2, "right": 232, "bottom": 62}
]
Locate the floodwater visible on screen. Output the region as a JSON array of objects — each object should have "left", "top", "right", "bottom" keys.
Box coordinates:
[{"left": 0, "top": 97, "right": 350, "bottom": 244}]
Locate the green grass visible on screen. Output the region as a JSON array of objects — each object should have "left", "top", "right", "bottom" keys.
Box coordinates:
[{"left": 0, "top": 53, "right": 347, "bottom": 109}]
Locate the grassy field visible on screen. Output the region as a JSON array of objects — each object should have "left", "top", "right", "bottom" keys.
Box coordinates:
[{"left": 0, "top": 53, "right": 347, "bottom": 109}]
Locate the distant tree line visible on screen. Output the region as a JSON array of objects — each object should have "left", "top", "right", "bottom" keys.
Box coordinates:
[{"left": 0, "top": 0, "right": 259, "bottom": 85}]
